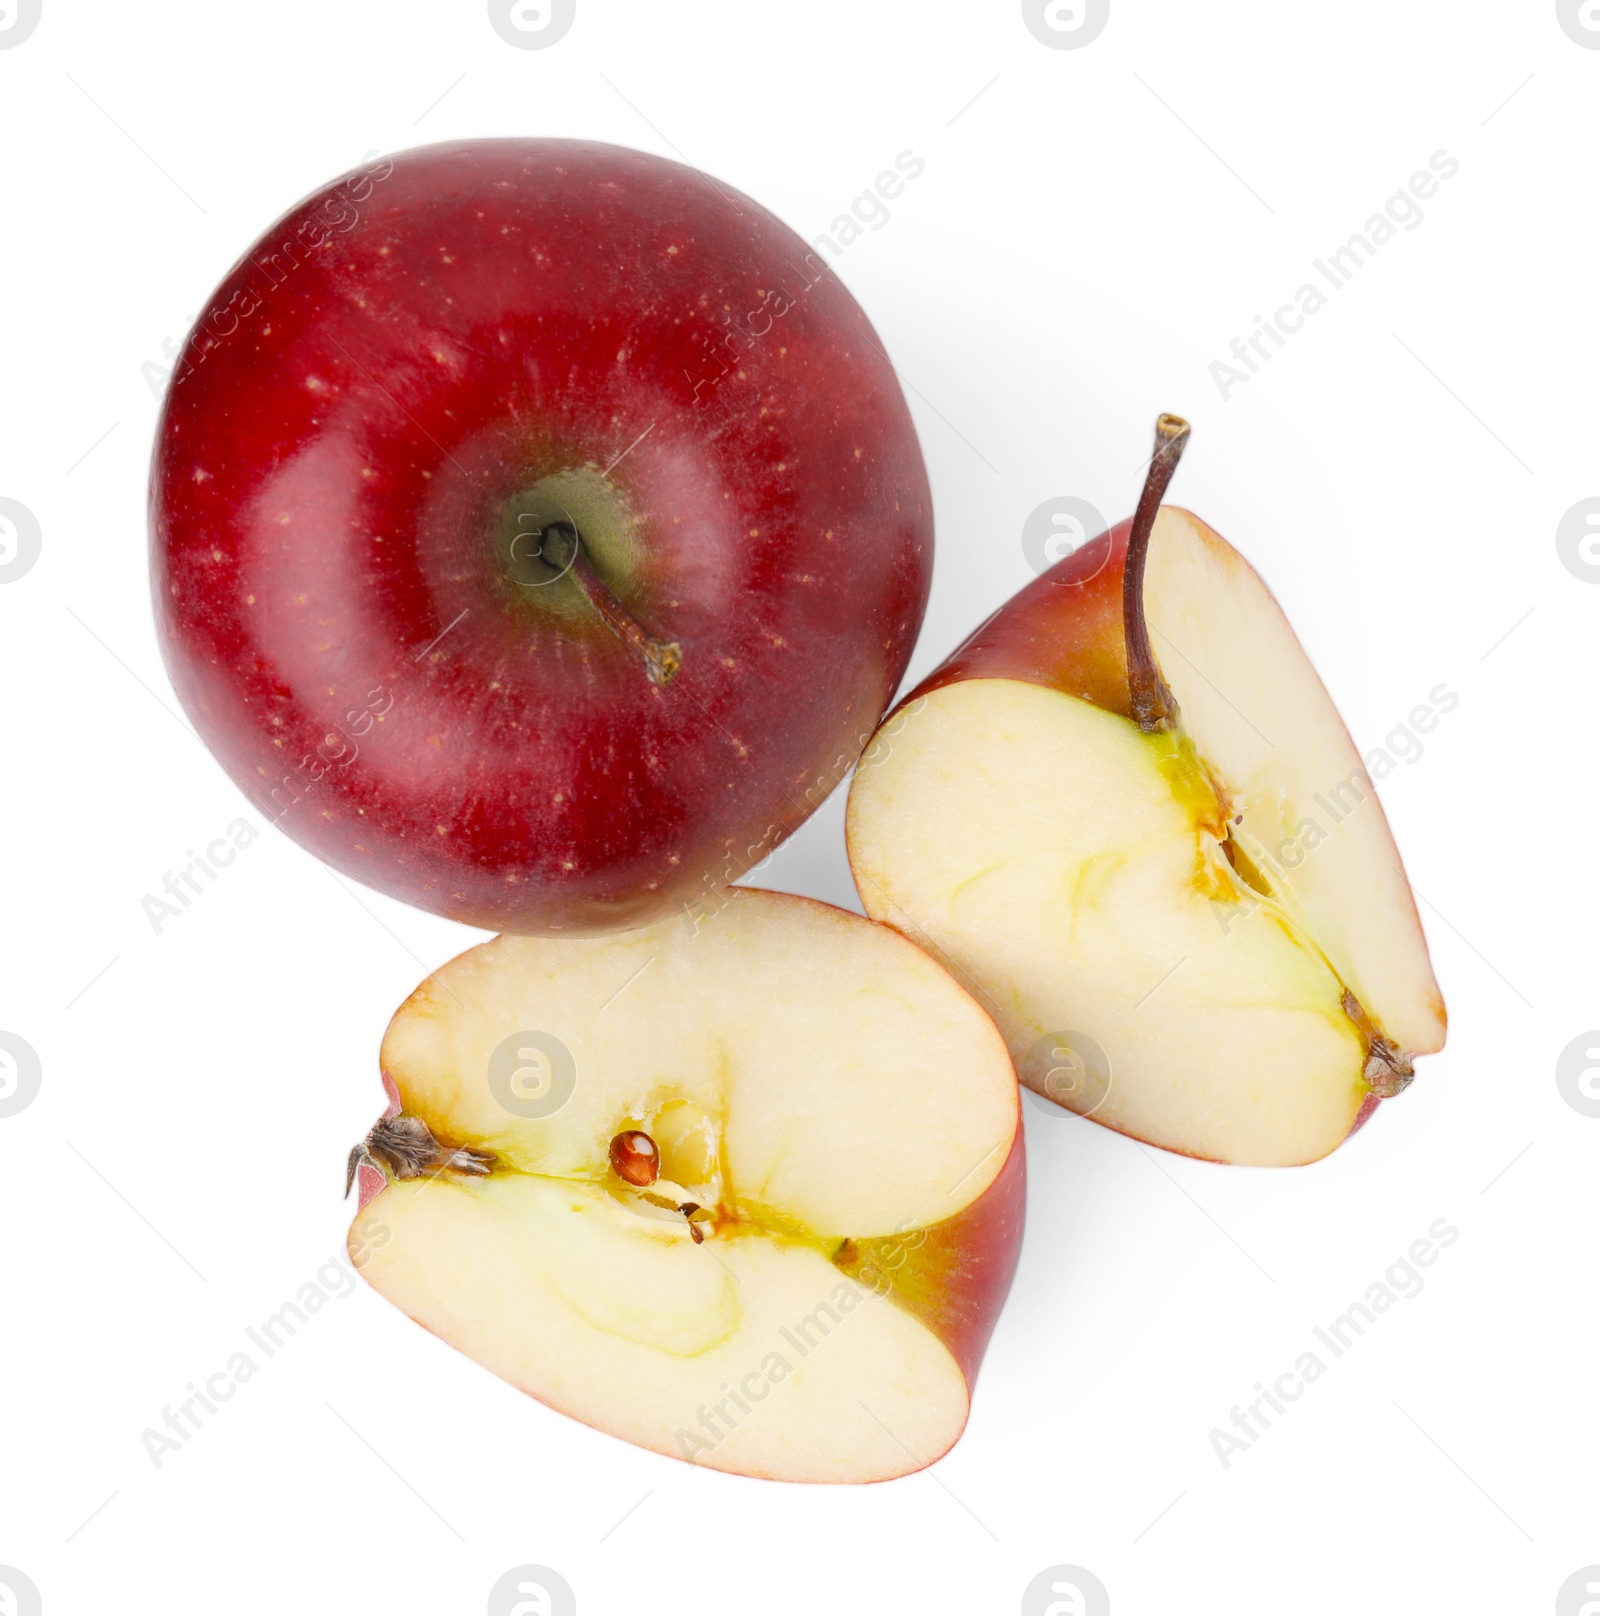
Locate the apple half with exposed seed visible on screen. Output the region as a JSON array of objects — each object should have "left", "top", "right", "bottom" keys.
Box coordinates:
[
  {"left": 846, "top": 415, "right": 1446, "bottom": 1167},
  {"left": 346, "top": 888, "right": 1023, "bottom": 1483}
]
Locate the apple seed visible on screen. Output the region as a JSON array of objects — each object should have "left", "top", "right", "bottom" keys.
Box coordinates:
[{"left": 609, "top": 1129, "right": 662, "bottom": 1187}]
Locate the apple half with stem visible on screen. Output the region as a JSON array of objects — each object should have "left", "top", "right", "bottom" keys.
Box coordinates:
[
  {"left": 346, "top": 888, "right": 1023, "bottom": 1483},
  {"left": 846, "top": 415, "right": 1445, "bottom": 1167}
]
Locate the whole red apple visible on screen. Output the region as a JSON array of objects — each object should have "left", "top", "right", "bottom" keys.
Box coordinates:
[{"left": 151, "top": 139, "right": 932, "bottom": 933}]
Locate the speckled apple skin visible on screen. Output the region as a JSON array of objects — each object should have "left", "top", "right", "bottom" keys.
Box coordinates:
[{"left": 152, "top": 139, "right": 932, "bottom": 933}]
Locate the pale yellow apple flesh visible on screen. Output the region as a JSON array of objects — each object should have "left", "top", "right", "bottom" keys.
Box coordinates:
[
  {"left": 846, "top": 507, "right": 1445, "bottom": 1167},
  {"left": 349, "top": 889, "right": 1021, "bottom": 1483}
]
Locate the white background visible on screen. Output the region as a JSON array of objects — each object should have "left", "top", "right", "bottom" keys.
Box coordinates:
[{"left": 1, "top": 2, "right": 1594, "bottom": 1612}]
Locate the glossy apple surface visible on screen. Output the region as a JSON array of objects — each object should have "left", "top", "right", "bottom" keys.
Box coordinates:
[
  {"left": 152, "top": 139, "right": 932, "bottom": 933},
  {"left": 347, "top": 889, "right": 1024, "bottom": 1483}
]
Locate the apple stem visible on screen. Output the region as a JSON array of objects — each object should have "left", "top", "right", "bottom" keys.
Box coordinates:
[
  {"left": 1123, "top": 414, "right": 1191, "bottom": 733},
  {"left": 540, "top": 522, "right": 682, "bottom": 686}
]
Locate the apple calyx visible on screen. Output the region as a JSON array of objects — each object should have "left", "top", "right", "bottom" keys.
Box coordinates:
[
  {"left": 537, "top": 521, "right": 683, "bottom": 686},
  {"left": 344, "top": 1114, "right": 497, "bottom": 1198},
  {"left": 1123, "top": 413, "right": 1191, "bottom": 734},
  {"left": 1341, "top": 991, "right": 1416, "bottom": 1098}
]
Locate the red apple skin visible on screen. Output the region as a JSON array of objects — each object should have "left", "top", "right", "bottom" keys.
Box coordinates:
[
  {"left": 151, "top": 139, "right": 933, "bottom": 934},
  {"left": 908, "top": 516, "right": 1138, "bottom": 716},
  {"left": 834, "top": 1120, "right": 1024, "bottom": 1389}
]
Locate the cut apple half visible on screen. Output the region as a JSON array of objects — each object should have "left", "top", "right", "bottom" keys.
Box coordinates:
[
  {"left": 347, "top": 888, "right": 1023, "bottom": 1484},
  {"left": 846, "top": 416, "right": 1445, "bottom": 1167}
]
